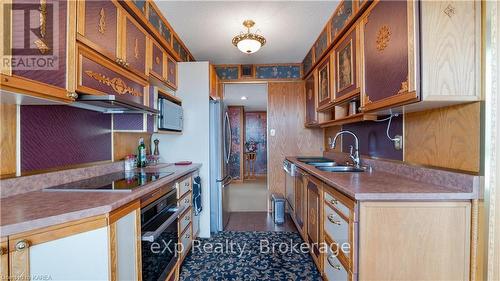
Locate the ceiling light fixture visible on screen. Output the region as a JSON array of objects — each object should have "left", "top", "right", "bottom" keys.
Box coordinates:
[
  {"left": 232, "top": 20, "right": 266, "bottom": 54},
  {"left": 241, "top": 96, "right": 248, "bottom": 100}
]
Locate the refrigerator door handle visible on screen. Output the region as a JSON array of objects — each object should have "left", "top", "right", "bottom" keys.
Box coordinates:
[{"left": 224, "top": 112, "right": 231, "bottom": 164}]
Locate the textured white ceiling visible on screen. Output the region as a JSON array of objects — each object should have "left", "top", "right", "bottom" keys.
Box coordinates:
[
  {"left": 224, "top": 83, "right": 268, "bottom": 111},
  {"left": 156, "top": 1, "right": 339, "bottom": 64}
]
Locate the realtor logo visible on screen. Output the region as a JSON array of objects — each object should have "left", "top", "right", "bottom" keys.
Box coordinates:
[{"left": 2, "top": 0, "right": 60, "bottom": 71}]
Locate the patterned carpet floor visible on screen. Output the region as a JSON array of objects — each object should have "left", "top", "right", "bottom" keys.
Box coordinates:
[{"left": 179, "top": 231, "right": 322, "bottom": 281}]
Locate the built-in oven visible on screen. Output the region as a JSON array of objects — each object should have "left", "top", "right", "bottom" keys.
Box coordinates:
[{"left": 141, "top": 188, "right": 186, "bottom": 281}]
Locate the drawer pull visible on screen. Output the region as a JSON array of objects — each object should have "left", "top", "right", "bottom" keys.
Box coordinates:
[
  {"left": 327, "top": 255, "right": 342, "bottom": 270},
  {"left": 67, "top": 92, "right": 78, "bottom": 99},
  {"left": 185, "top": 182, "right": 189, "bottom": 187},
  {"left": 185, "top": 234, "right": 190, "bottom": 239},
  {"left": 185, "top": 215, "right": 190, "bottom": 221},
  {"left": 15, "top": 240, "right": 30, "bottom": 251},
  {"left": 330, "top": 199, "right": 338, "bottom": 205},
  {"left": 184, "top": 198, "right": 190, "bottom": 203},
  {"left": 327, "top": 214, "right": 341, "bottom": 225}
]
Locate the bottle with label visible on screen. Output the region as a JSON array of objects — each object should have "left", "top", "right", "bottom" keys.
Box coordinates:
[{"left": 137, "top": 138, "right": 146, "bottom": 168}]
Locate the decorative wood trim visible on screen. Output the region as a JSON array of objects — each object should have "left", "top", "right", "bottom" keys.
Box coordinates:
[
  {"left": 8, "top": 215, "right": 107, "bottom": 249},
  {"left": 0, "top": 74, "right": 71, "bottom": 103},
  {"left": 0, "top": 0, "right": 12, "bottom": 76},
  {"left": 135, "top": 208, "right": 143, "bottom": 281},
  {"left": 76, "top": 0, "right": 85, "bottom": 36},
  {"left": 109, "top": 200, "right": 141, "bottom": 225},
  {"left": 108, "top": 222, "right": 118, "bottom": 281},
  {"left": 361, "top": 91, "right": 418, "bottom": 113}
]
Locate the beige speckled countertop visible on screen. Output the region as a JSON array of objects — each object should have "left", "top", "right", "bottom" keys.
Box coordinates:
[
  {"left": 0, "top": 163, "right": 201, "bottom": 237},
  {"left": 287, "top": 156, "right": 480, "bottom": 201}
]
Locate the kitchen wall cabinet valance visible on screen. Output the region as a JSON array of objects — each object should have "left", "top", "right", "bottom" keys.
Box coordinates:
[
  {"left": 76, "top": 44, "right": 147, "bottom": 106},
  {"left": 0, "top": 0, "right": 74, "bottom": 102}
]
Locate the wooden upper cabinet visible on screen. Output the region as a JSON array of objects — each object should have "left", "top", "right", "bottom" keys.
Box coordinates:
[
  {"left": 317, "top": 56, "right": 332, "bottom": 109},
  {"left": 77, "top": 0, "right": 121, "bottom": 61},
  {"left": 333, "top": 24, "right": 360, "bottom": 103},
  {"left": 123, "top": 14, "right": 148, "bottom": 77},
  {"left": 0, "top": 0, "right": 73, "bottom": 102},
  {"left": 166, "top": 55, "right": 177, "bottom": 90},
  {"left": 150, "top": 39, "right": 166, "bottom": 81},
  {"left": 209, "top": 65, "right": 219, "bottom": 99},
  {"left": 360, "top": 0, "right": 418, "bottom": 112},
  {"left": 305, "top": 71, "right": 318, "bottom": 126}
]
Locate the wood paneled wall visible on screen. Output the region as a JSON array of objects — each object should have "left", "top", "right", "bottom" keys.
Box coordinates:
[
  {"left": 404, "top": 102, "right": 481, "bottom": 173},
  {"left": 0, "top": 104, "right": 16, "bottom": 177},
  {"left": 113, "top": 132, "right": 152, "bottom": 161},
  {"left": 268, "top": 82, "right": 324, "bottom": 205}
]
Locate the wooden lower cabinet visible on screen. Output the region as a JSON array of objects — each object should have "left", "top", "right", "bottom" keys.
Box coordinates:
[
  {"left": 0, "top": 237, "right": 7, "bottom": 280},
  {"left": 286, "top": 170, "right": 473, "bottom": 281},
  {"left": 294, "top": 169, "right": 307, "bottom": 235},
  {"left": 306, "top": 174, "right": 322, "bottom": 269},
  {"left": 7, "top": 201, "right": 141, "bottom": 281},
  {"left": 358, "top": 201, "right": 471, "bottom": 280}
]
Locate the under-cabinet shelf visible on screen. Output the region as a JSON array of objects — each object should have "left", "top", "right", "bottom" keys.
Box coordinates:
[{"left": 319, "top": 113, "right": 377, "bottom": 128}]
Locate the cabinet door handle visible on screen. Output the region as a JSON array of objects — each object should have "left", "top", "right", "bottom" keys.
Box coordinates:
[
  {"left": 327, "top": 255, "right": 342, "bottom": 270},
  {"left": 15, "top": 240, "right": 30, "bottom": 251},
  {"left": 330, "top": 198, "right": 338, "bottom": 205},
  {"left": 328, "top": 214, "right": 341, "bottom": 225}
]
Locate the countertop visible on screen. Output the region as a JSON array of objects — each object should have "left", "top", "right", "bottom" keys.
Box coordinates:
[
  {"left": 0, "top": 163, "right": 201, "bottom": 237},
  {"left": 287, "top": 157, "right": 479, "bottom": 201}
]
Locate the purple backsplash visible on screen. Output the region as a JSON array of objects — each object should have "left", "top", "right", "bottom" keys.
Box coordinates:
[
  {"left": 147, "top": 115, "right": 155, "bottom": 133},
  {"left": 21, "top": 106, "right": 112, "bottom": 172},
  {"left": 342, "top": 115, "right": 403, "bottom": 161},
  {"left": 113, "top": 114, "right": 144, "bottom": 131}
]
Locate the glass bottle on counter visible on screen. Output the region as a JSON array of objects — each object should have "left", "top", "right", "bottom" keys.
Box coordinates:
[{"left": 137, "top": 138, "right": 146, "bottom": 168}]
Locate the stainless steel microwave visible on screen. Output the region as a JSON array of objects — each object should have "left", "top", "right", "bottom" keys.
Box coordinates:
[{"left": 158, "top": 98, "right": 183, "bottom": 132}]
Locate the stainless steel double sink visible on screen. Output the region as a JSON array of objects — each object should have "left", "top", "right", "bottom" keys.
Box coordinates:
[{"left": 297, "top": 157, "right": 364, "bottom": 173}]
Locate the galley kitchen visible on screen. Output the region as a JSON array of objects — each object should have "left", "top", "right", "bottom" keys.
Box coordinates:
[{"left": 0, "top": 1, "right": 499, "bottom": 281}]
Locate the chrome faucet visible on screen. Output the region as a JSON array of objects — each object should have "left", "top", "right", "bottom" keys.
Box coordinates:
[{"left": 330, "top": 130, "right": 360, "bottom": 168}]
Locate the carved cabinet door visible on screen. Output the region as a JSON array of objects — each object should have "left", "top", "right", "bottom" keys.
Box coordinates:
[
  {"left": 150, "top": 40, "right": 166, "bottom": 81},
  {"left": 307, "top": 176, "right": 322, "bottom": 263},
  {"left": 305, "top": 72, "right": 318, "bottom": 126},
  {"left": 123, "top": 14, "right": 148, "bottom": 77},
  {"left": 77, "top": 0, "right": 121, "bottom": 62},
  {"left": 333, "top": 24, "right": 360, "bottom": 101},
  {"left": 166, "top": 55, "right": 177, "bottom": 90},
  {"left": 360, "top": 0, "right": 419, "bottom": 112}
]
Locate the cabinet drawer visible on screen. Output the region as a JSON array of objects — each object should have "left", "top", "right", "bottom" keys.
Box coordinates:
[
  {"left": 324, "top": 204, "right": 349, "bottom": 247},
  {"left": 324, "top": 192, "right": 350, "bottom": 218},
  {"left": 324, "top": 246, "right": 351, "bottom": 281},
  {"left": 180, "top": 224, "right": 192, "bottom": 258},
  {"left": 177, "top": 177, "right": 192, "bottom": 199},
  {"left": 178, "top": 191, "right": 192, "bottom": 213},
  {"left": 179, "top": 207, "right": 192, "bottom": 234}
]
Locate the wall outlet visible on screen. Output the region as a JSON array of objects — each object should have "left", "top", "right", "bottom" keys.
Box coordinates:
[
  {"left": 270, "top": 129, "right": 276, "bottom": 137},
  {"left": 393, "top": 135, "right": 403, "bottom": 150}
]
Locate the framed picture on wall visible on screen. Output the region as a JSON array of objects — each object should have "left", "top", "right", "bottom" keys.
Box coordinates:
[
  {"left": 337, "top": 39, "right": 354, "bottom": 92},
  {"left": 318, "top": 60, "right": 330, "bottom": 105}
]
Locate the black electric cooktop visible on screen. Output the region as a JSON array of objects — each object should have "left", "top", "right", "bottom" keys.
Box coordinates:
[{"left": 45, "top": 170, "right": 174, "bottom": 192}]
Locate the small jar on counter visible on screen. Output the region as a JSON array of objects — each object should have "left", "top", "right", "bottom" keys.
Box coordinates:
[{"left": 124, "top": 155, "right": 136, "bottom": 171}]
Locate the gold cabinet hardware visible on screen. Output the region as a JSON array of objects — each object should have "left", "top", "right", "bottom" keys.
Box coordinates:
[
  {"left": 67, "top": 92, "right": 78, "bottom": 99},
  {"left": 184, "top": 198, "right": 190, "bottom": 203},
  {"left": 327, "top": 255, "right": 342, "bottom": 270},
  {"left": 0, "top": 247, "right": 5, "bottom": 255},
  {"left": 15, "top": 240, "right": 29, "bottom": 251},
  {"left": 330, "top": 199, "right": 339, "bottom": 205},
  {"left": 185, "top": 216, "right": 190, "bottom": 221},
  {"left": 328, "top": 214, "right": 341, "bottom": 225}
]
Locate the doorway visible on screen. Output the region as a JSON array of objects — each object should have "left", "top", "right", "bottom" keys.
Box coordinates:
[{"left": 223, "top": 83, "right": 268, "bottom": 213}]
